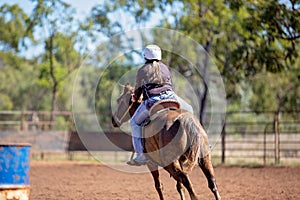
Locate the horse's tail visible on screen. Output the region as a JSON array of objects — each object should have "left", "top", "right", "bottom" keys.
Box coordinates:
[{"left": 178, "top": 112, "right": 209, "bottom": 171}]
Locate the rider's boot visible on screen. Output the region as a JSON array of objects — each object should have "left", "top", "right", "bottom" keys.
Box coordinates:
[{"left": 127, "top": 137, "right": 147, "bottom": 166}]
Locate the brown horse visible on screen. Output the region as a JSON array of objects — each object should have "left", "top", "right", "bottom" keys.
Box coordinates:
[{"left": 112, "top": 84, "right": 221, "bottom": 200}]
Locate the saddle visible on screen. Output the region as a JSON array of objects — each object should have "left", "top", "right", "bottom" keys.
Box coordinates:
[
  {"left": 149, "top": 99, "right": 181, "bottom": 117},
  {"left": 143, "top": 99, "right": 186, "bottom": 138}
]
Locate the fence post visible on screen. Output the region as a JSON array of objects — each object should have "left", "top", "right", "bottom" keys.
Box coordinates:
[
  {"left": 263, "top": 123, "right": 270, "bottom": 166},
  {"left": 274, "top": 112, "right": 280, "bottom": 165},
  {"left": 21, "top": 111, "right": 25, "bottom": 131},
  {"left": 221, "top": 123, "right": 226, "bottom": 164}
]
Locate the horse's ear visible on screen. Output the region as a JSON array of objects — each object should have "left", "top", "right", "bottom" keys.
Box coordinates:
[
  {"left": 125, "top": 82, "right": 132, "bottom": 90},
  {"left": 123, "top": 86, "right": 128, "bottom": 93},
  {"left": 118, "top": 83, "right": 125, "bottom": 92},
  {"left": 122, "top": 83, "right": 129, "bottom": 92},
  {"left": 123, "top": 83, "right": 134, "bottom": 93}
]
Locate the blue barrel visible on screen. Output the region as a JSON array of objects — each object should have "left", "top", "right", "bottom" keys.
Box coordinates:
[{"left": 0, "top": 143, "right": 31, "bottom": 200}]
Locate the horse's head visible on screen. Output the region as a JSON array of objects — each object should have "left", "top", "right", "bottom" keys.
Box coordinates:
[{"left": 112, "top": 83, "right": 137, "bottom": 127}]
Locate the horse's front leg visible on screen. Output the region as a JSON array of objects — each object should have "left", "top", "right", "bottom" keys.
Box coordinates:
[{"left": 147, "top": 161, "right": 164, "bottom": 200}]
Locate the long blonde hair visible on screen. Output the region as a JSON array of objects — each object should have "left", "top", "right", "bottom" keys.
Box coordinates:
[{"left": 148, "top": 61, "right": 163, "bottom": 84}]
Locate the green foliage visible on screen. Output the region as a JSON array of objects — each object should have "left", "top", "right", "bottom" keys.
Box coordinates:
[
  {"left": 230, "top": 0, "right": 299, "bottom": 74},
  {"left": 0, "top": 0, "right": 299, "bottom": 127},
  {"left": 90, "top": 0, "right": 299, "bottom": 115},
  {"left": 36, "top": 33, "right": 79, "bottom": 85},
  {"left": 0, "top": 4, "right": 34, "bottom": 52},
  {"left": 0, "top": 94, "right": 13, "bottom": 110},
  {"left": 249, "top": 69, "right": 300, "bottom": 112},
  {"left": 28, "top": 0, "right": 75, "bottom": 34},
  {"left": 0, "top": 1, "right": 81, "bottom": 112},
  {"left": 0, "top": 51, "right": 44, "bottom": 110},
  {"left": 26, "top": 0, "right": 81, "bottom": 113},
  {"left": 95, "top": 64, "right": 133, "bottom": 130}
]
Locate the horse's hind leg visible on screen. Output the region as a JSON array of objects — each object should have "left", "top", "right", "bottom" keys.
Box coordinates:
[
  {"left": 147, "top": 162, "right": 164, "bottom": 200},
  {"left": 198, "top": 154, "right": 221, "bottom": 200},
  {"left": 176, "top": 161, "right": 186, "bottom": 200},
  {"left": 164, "top": 161, "right": 198, "bottom": 200},
  {"left": 176, "top": 181, "right": 186, "bottom": 200}
]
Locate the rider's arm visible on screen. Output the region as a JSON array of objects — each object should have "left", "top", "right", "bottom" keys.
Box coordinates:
[{"left": 132, "top": 67, "right": 143, "bottom": 102}]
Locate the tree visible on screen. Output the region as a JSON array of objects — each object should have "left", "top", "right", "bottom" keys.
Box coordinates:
[
  {"left": 249, "top": 66, "right": 300, "bottom": 113},
  {"left": 0, "top": 51, "right": 42, "bottom": 110},
  {"left": 228, "top": 0, "right": 300, "bottom": 74},
  {"left": 0, "top": 4, "right": 34, "bottom": 52},
  {"left": 95, "top": 64, "right": 133, "bottom": 130},
  {"left": 90, "top": 0, "right": 300, "bottom": 124},
  {"left": 90, "top": 0, "right": 241, "bottom": 125},
  {"left": 28, "top": 0, "right": 80, "bottom": 121}
]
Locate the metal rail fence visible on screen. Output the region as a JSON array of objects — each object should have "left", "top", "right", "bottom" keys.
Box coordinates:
[
  {"left": 0, "top": 110, "right": 299, "bottom": 165},
  {"left": 0, "top": 111, "right": 72, "bottom": 131},
  {"left": 218, "top": 111, "right": 300, "bottom": 165}
]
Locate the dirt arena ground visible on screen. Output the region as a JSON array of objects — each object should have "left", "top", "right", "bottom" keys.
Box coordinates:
[{"left": 29, "top": 161, "right": 300, "bottom": 200}]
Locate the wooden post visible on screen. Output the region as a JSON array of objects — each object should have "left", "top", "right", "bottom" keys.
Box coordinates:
[
  {"left": 20, "top": 111, "right": 28, "bottom": 131},
  {"left": 114, "top": 151, "right": 118, "bottom": 163},
  {"left": 21, "top": 111, "right": 24, "bottom": 131},
  {"left": 263, "top": 123, "right": 269, "bottom": 166},
  {"left": 274, "top": 112, "right": 280, "bottom": 165},
  {"left": 68, "top": 151, "right": 74, "bottom": 161},
  {"left": 221, "top": 123, "right": 226, "bottom": 164}
]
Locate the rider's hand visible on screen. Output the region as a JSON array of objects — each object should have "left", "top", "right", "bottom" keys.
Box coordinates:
[{"left": 131, "top": 94, "right": 136, "bottom": 103}]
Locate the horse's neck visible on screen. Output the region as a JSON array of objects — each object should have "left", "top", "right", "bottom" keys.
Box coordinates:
[{"left": 130, "top": 101, "right": 141, "bottom": 117}]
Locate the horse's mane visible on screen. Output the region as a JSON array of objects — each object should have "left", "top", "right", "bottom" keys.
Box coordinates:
[{"left": 117, "top": 84, "right": 134, "bottom": 101}]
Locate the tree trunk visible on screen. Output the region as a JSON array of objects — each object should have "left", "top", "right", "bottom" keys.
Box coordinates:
[
  {"left": 48, "top": 33, "right": 57, "bottom": 127},
  {"left": 50, "top": 83, "right": 57, "bottom": 122},
  {"left": 199, "top": 81, "right": 208, "bottom": 125},
  {"left": 199, "top": 40, "right": 212, "bottom": 126}
]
